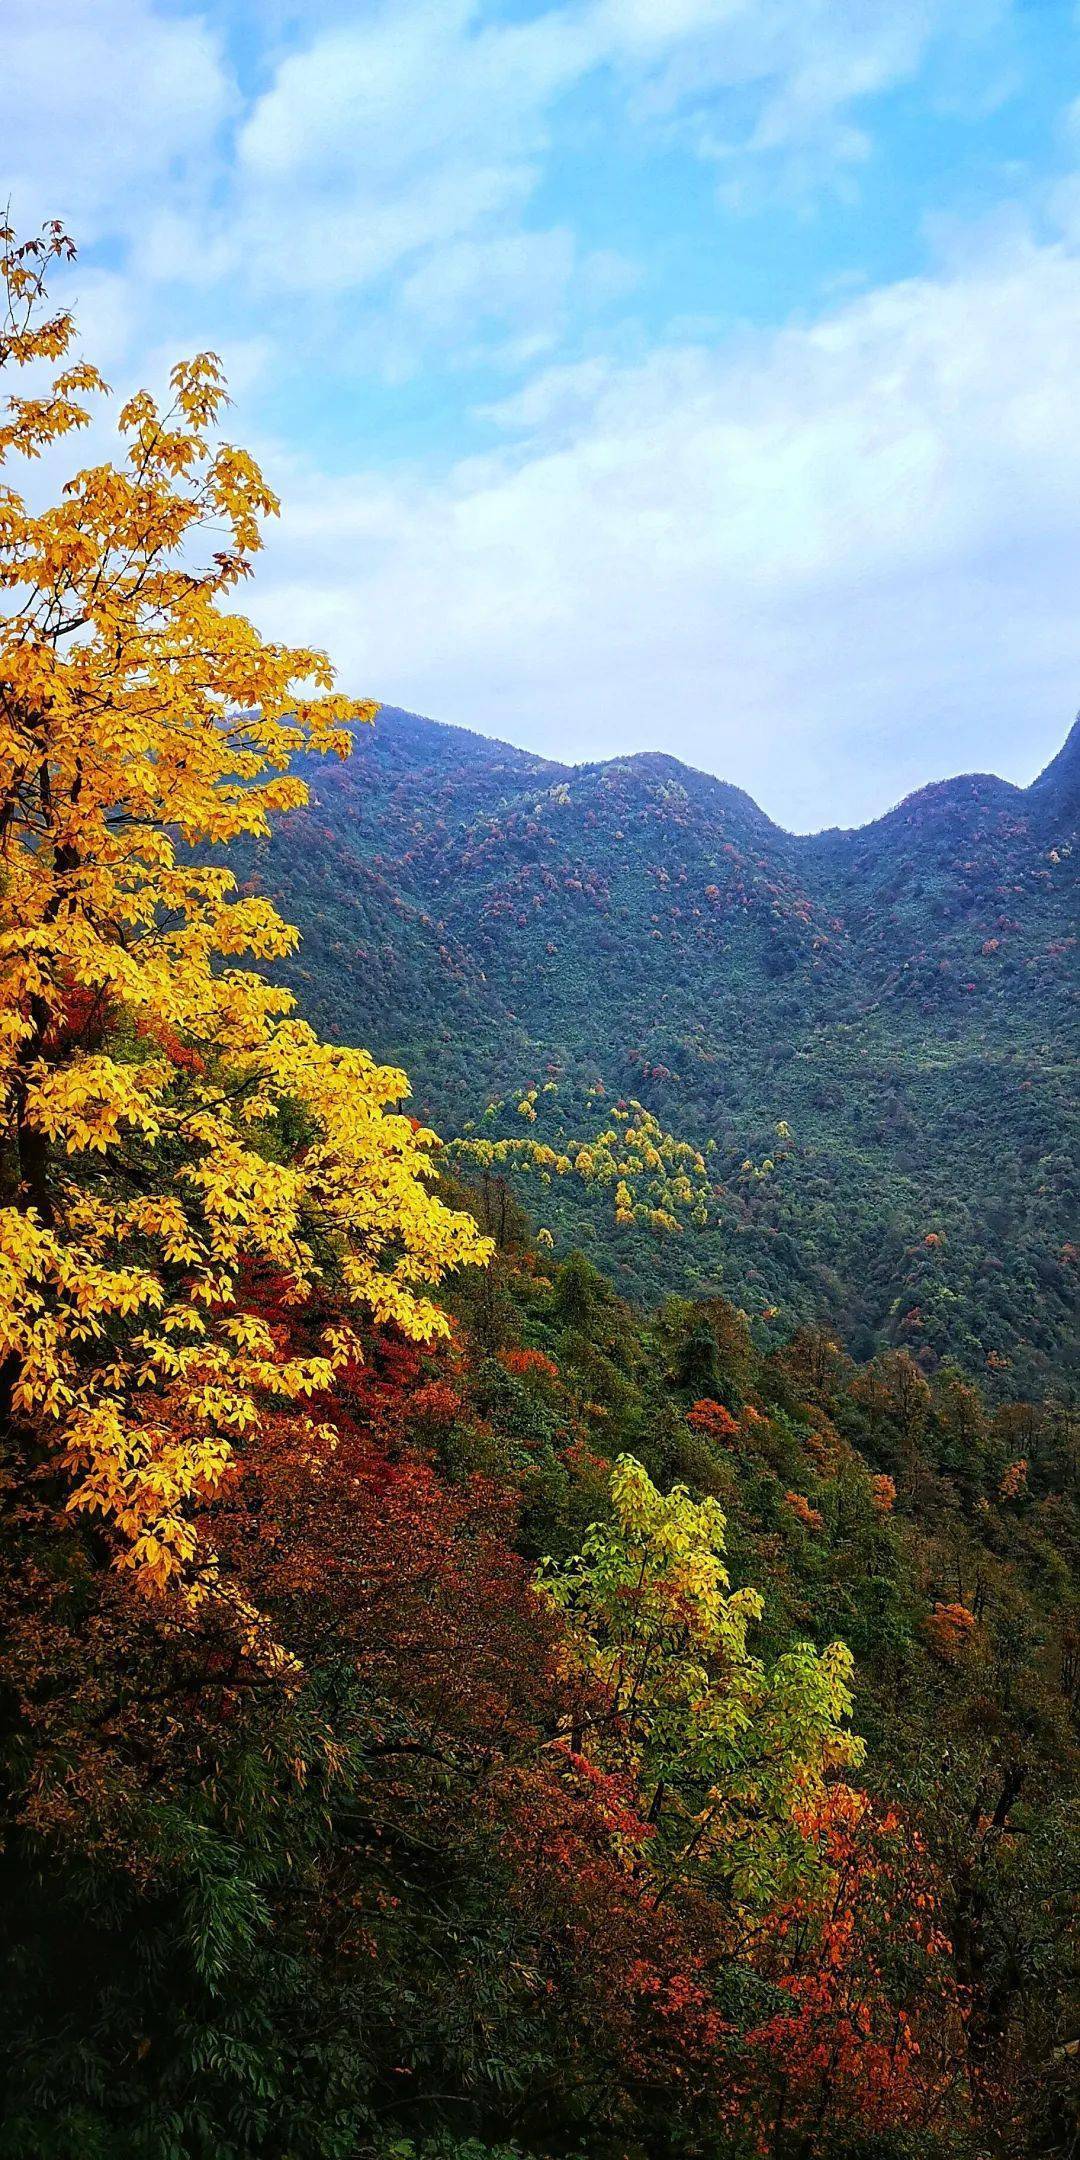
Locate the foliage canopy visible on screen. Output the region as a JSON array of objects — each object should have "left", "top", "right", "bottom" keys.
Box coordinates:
[{"left": 0, "top": 219, "right": 489, "bottom": 1600}]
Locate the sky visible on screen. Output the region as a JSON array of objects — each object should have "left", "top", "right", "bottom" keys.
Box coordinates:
[{"left": 4, "top": 0, "right": 1080, "bottom": 829}]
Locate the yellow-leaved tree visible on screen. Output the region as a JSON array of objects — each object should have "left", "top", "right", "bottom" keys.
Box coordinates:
[
  {"left": 538, "top": 1456, "right": 864, "bottom": 1911},
  {"left": 0, "top": 221, "right": 490, "bottom": 1609}
]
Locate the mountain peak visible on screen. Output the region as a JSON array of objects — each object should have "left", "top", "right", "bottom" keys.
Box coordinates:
[
  {"left": 577, "top": 749, "right": 778, "bottom": 831},
  {"left": 1028, "top": 711, "right": 1080, "bottom": 816},
  {"left": 365, "top": 703, "right": 1078, "bottom": 842},
  {"left": 244, "top": 691, "right": 1078, "bottom": 1397}
]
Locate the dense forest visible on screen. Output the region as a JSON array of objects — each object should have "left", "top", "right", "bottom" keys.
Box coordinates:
[
  {"left": 0, "top": 224, "right": 1076, "bottom": 2160},
  {"left": 235, "top": 705, "right": 1079, "bottom": 1400},
  {"left": 6, "top": 1180, "right": 1079, "bottom": 2159}
]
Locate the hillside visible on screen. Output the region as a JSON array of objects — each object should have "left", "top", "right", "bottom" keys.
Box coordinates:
[
  {"left": 235, "top": 708, "right": 1080, "bottom": 1396},
  {"left": 5, "top": 216, "right": 1079, "bottom": 2160}
]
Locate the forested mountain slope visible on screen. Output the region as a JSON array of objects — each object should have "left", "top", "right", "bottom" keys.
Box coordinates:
[
  {"left": 237, "top": 708, "right": 1079, "bottom": 1396},
  {"left": 5, "top": 222, "right": 1076, "bottom": 2160}
]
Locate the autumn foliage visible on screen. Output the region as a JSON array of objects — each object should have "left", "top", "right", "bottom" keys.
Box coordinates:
[
  {"left": 0, "top": 219, "right": 488, "bottom": 1612},
  {"left": 0, "top": 226, "right": 1074, "bottom": 2160}
]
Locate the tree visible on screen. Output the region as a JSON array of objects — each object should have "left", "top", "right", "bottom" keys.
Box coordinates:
[
  {"left": 748, "top": 1788, "right": 966, "bottom": 2152},
  {"left": 538, "top": 1455, "right": 864, "bottom": 1913},
  {"left": 0, "top": 221, "right": 490, "bottom": 1607}
]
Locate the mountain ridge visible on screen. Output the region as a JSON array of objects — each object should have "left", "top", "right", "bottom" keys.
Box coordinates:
[
  {"left": 346, "top": 702, "right": 1079, "bottom": 841},
  {"left": 243, "top": 702, "right": 1078, "bottom": 1395}
]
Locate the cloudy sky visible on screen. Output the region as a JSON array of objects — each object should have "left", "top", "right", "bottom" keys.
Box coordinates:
[{"left": 4, "top": 0, "right": 1080, "bottom": 827}]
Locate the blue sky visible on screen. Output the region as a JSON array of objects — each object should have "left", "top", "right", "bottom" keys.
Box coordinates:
[{"left": 4, "top": 0, "right": 1080, "bottom": 827}]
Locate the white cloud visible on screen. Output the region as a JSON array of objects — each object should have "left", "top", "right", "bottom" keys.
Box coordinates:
[
  {"left": 161, "top": 0, "right": 991, "bottom": 304},
  {"left": 357, "top": 232, "right": 637, "bottom": 380},
  {"left": 228, "top": 0, "right": 591, "bottom": 293},
  {"left": 249, "top": 222, "right": 1080, "bottom": 828},
  {"left": 0, "top": 0, "right": 1017, "bottom": 363},
  {"left": 0, "top": 0, "right": 232, "bottom": 239},
  {"left": 392, "top": 229, "right": 578, "bottom": 371},
  {"left": 238, "top": 2, "right": 586, "bottom": 183},
  {"left": 592, "top": 0, "right": 983, "bottom": 182}
]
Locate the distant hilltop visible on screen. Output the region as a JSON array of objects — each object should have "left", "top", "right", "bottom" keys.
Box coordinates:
[{"left": 242, "top": 700, "right": 1078, "bottom": 1397}]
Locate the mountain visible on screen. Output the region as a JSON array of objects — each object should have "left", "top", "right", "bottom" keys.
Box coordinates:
[{"left": 235, "top": 707, "right": 1079, "bottom": 1396}]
